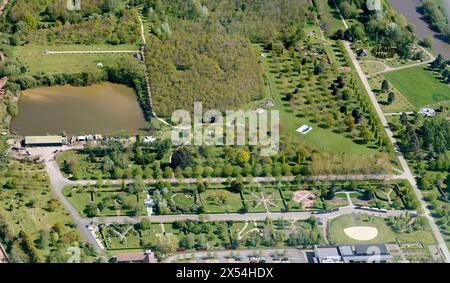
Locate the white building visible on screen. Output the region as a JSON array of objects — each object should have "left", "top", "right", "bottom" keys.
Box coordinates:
[{"left": 419, "top": 108, "right": 436, "bottom": 117}]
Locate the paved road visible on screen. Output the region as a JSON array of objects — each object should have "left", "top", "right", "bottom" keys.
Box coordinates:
[
  {"left": 87, "top": 206, "right": 412, "bottom": 225},
  {"left": 44, "top": 50, "right": 138, "bottom": 54},
  {"left": 339, "top": 21, "right": 450, "bottom": 263},
  {"left": 369, "top": 45, "right": 435, "bottom": 76},
  {"left": 45, "top": 160, "right": 102, "bottom": 253},
  {"left": 384, "top": 112, "right": 415, "bottom": 116},
  {"left": 0, "top": 0, "right": 8, "bottom": 17}
]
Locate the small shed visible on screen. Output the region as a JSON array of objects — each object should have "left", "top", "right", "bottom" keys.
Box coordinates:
[{"left": 356, "top": 48, "right": 367, "bottom": 57}]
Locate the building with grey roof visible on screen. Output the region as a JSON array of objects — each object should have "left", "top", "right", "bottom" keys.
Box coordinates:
[{"left": 314, "top": 244, "right": 392, "bottom": 263}]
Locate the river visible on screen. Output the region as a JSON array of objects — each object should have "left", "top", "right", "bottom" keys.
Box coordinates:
[
  {"left": 10, "top": 83, "right": 149, "bottom": 136},
  {"left": 388, "top": 0, "right": 450, "bottom": 59}
]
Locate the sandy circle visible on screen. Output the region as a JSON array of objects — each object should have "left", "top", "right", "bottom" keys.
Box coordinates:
[{"left": 344, "top": 226, "right": 378, "bottom": 241}]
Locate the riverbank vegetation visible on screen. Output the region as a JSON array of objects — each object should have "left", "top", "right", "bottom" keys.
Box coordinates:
[{"left": 421, "top": 0, "right": 450, "bottom": 42}]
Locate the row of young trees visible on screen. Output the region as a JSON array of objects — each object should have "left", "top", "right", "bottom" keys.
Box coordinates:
[{"left": 429, "top": 55, "right": 450, "bottom": 84}]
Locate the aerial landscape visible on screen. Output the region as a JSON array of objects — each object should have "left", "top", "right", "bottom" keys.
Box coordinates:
[{"left": 0, "top": 0, "right": 449, "bottom": 267}]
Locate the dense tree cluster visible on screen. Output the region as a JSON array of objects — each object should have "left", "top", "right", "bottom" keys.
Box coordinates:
[
  {"left": 7, "top": 0, "right": 140, "bottom": 45},
  {"left": 334, "top": 0, "right": 416, "bottom": 59},
  {"left": 399, "top": 116, "right": 450, "bottom": 161},
  {"left": 146, "top": 22, "right": 265, "bottom": 116},
  {"left": 142, "top": 0, "right": 311, "bottom": 47},
  {"left": 25, "top": 10, "right": 141, "bottom": 45},
  {"left": 429, "top": 55, "right": 450, "bottom": 84}
]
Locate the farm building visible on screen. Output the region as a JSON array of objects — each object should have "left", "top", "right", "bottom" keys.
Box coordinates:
[{"left": 24, "top": 136, "right": 63, "bottom": 147}]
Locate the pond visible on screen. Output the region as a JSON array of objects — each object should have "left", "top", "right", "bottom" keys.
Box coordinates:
[
  {"left": 387, "top": 0, "right": 450, "bottom": 59},
  {"left": 10, "top": 83, "right": 149, "bottom": 136}
]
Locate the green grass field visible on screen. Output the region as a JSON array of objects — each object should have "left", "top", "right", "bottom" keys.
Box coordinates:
[
  {"left": 383, "top": 66, "right": 450, "bottom": 108},
  {"left": 328, "top": 214, "right": 436, "bottom": 245},
  {"left": 14, "top": 44, "right": 139, "bottom": 75},
  {"left": 200, "top": 189, "right": 243, "bottom": 213},
  {"left": 63, "top": 186, "right": 147, "bottom": 217}
]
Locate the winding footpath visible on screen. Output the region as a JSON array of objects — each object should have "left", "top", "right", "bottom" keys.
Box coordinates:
[
  {"left": 333, "top": 2, "right": 450, "bottom": 262},
  {"left": 45, "top": 160, "right": 101, "bottom": 252},
  {"left": 137, "top": 14, "right": 173, "bottom": 128},
  {"left": 44, "top": 50, "right": 138, "bottom": 55},
  {"left": 0, "top": 0, "right": 8, "bottom": 17}
]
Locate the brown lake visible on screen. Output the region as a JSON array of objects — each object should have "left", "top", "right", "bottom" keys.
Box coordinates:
[{"left": 10, "top": 83, "right": 149, "bottom": 135}]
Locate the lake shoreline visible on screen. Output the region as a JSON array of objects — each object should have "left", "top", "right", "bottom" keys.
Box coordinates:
[
  {"left": 387, "top": 0, "right": 450, "bottom": 59},
  {"left": 10, "top": 83, "right": 149, "bottom": 136}
]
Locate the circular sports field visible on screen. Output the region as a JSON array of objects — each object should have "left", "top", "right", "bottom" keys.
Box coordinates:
[{"left": 343, "top": 226, "right": 378, "bottom": 241}]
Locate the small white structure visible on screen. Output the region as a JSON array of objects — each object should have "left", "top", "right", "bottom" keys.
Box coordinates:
[
  {"left": 76, "top": 136, "right": 86, "bottom": 142},
  {"left": 264, "top": 99, "right": 274, "bottom": 107},
  {"left": 94, "top": 134, "right": 103, "bottom": 140},
  {"left": 260, "top": 53, "right": 268, "bottom": 58},
  {"left": 297, "top": 125, "right": 313, "bottom": 135},
  {"left": 419, "top": 108, "right": 436, "bottom": 117},
  {"left": 143, "top": 136, "right": 157, "bottom": 144},
  {"left": 97, "top": 63, "right": 103, "bottom": 68},
  {"left": 255, "top": 108, "right": 267, "bottom": 115}
]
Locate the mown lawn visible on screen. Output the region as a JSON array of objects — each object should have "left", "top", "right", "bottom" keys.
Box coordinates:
[
  {"left": 14, "top": 43, "right": 139, "bottom": 75},
  {"left": 328, "top": 214, "right": 436, "bottom": 245},
  {"left": 383, "top": 66, "right": 450, "bottom": 108},
  {"left": 200, "top": 189, "right": 243, "bottom": 213},
  {"left": 63, "top": 186, "right": 147, "bottom": 217}
]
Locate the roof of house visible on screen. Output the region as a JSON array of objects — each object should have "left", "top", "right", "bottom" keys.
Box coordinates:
[
  {"left": 116, "top": 252, "right": 156, "bottom": 263},
  {"left": 25, "top": 136, "right": 63, "bottom": 145},
  {"left": 315, "top": 246, "right": 340, "bottom": 258},
  {"left": 354, "top": 244, "right": 389, "bottom": 255},
  {"left": 338, "top": 245, "right": 354, "bottom": 257},
  {"left": 0, "top": 77, "right": 8, "bottom": 88}
]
